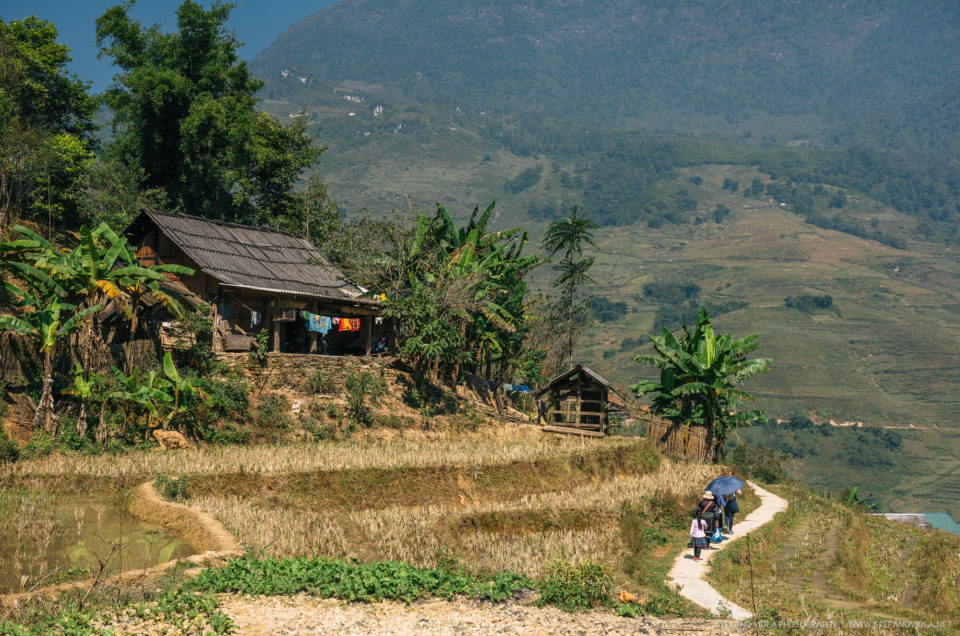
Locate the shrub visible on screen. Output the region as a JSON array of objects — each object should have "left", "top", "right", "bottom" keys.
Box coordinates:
[
  {"left": 302, "top": 419, "right": 337, "bottom": 441},
  {"left": 729, "top": 443, "right": 789, "bottom": 483},
  {"left": 345, "top": 371, "right": 388, "bottom": 427},
  {"left": 53, "top": 428, "right": 98, "bottom": 454},
  {"left": 255, "top": 393, "right": 292, "bottom": 431},
  {"left": 784, "top": 293, "right": 833, "bottom": 313},
  {"left": 538, "top": 559, "right": 612, "bottom": 612},
  {"left": 0, "top": 427, "right": 18, "bottom": 464},
  {"left": 154, "top": 475, "right": 190, "bottom": 502},
  {"left": 326, "top": 402, "right": 342, "bottom": 420},
  {"left": 20, "top": 432, "right": 53, "bottom": 460},
  {"left": 306, "top": 369, "right": 336, "bottom": 394}
]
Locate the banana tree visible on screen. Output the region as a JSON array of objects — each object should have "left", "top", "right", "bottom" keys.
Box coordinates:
[
  {"left": 0, "top": 287, "right": 101, "bottom": 435},
  {"left": 63, "top": 363, "right": 104, "bottom": 437},
  {"left": 160, "top": 351, "right": 204, "bottom": 432},
  {"left": 631, "top": 309, "right": 772, "bottom": 461},
  {"left": 107, "top": 365, "right": 173, "bottom": 436}
]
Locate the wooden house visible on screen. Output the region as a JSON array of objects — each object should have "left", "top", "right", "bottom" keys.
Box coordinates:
[
  {"left": 124, "top": 210, "right": 386, "bottom": 356},
  {"left": 534, "top": 365, "right": 630, "bottom": 437}
]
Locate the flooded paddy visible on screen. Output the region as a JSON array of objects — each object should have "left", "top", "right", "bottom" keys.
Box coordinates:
[{"left": 0, "top": 488, "right": 194, "bottom": 593}]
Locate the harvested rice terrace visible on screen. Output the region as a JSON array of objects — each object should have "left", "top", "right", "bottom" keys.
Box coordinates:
[
  {"left": 1, "top": 432, "right": 724, "bottom": 581},
  {"left": 0, "top": 432, "right": 642, "bottom": 483},
  {"left": 178, "top": 439, "right": 719, "bottom": 579},
  {"left": 1, "top": 429, "right": 753, "bottom": 612}
]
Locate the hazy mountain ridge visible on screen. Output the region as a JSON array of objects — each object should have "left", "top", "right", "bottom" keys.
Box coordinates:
[{"left": 254, "top": 0, "right": 960, "bottom": 161}]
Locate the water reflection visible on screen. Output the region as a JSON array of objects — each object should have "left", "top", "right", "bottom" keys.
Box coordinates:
[{"left": 1, "top": 489, "right": 194, "bottom": 592}]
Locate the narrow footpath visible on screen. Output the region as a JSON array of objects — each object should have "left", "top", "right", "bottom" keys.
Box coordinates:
[{"left": 667, "top": 481, "right": 788, "bottom": 621}]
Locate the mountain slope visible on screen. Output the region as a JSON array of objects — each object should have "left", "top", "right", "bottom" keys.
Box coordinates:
[{"left": 254, "top": 0, "right": 960, "bottom": 161}]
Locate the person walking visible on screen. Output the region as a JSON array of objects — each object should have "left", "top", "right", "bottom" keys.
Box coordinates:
[
  {"left": 535, "top": 398, "right": 548, "bottom": 425},
  {"left": 695, "top": 491, "right": 721, "bottom": 547},
  {"left": 724, "top": 489, "right": 741, "bottom": 533},
  {"left": 689, "top": 514, "right": 710, "bottom": 562}
]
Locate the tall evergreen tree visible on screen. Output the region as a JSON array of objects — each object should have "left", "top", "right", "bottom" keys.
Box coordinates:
[{"left": 96, "top": 0, "right": 320, "bottom": 224}]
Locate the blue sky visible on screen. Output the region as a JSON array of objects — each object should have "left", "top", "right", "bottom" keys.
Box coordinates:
[{"left": 0, "top": 1, "right": 339, "bottom": 91}]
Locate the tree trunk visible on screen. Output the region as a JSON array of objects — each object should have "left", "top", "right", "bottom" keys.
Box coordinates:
[
  {"left": 33, "top": 351, "right": 56, "bottom": 437},
  {"left": 96, "top": 405, "right": 107, "bottom": 445},
  {"left": 76, "top": 402, "right": 88, "bottom": 437}
]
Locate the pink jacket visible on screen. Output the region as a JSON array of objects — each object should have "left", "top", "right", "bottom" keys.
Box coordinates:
[{"left": 690, "top": 518, "right": 708, "bottom": 538}]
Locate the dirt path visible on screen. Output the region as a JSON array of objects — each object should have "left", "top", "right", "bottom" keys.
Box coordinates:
[
  {"left": 667, "top": 482, "right": 788, "bottom": 620},
  {"left": 219, "top": 594, "right": 744, "bottom": 635}
]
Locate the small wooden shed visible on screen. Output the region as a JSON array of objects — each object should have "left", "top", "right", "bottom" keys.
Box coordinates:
[{"left": 534, "top": 365, "right": 629, "bottom": 437}]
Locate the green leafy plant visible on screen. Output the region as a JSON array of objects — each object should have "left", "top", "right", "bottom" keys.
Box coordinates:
[
  {"left": 631, "top": 308, "right": 772, "bottom": 461},
  {"left": 537, "top": 559, "right": 612, "bottom": 612},
  {"left": 345, "top": 370, "right": 387, "bottom": 427},
  {"left": 0, "top": 427, "right": 18, "bottom": 464},
  {"left": 306, "top": 368, "right": 335, "bottom": 394},
  {"left": 729, "top": 443, "right": 789, "bottom": 484},
  {"left": 255, "top": 393, "right": 292, "bottom": 432},
  {"left": 190, "top": 554, "right": 532, "bottom": 604},
  {"left": 154, "top": 475, "right": 190, "bottom": 502}
]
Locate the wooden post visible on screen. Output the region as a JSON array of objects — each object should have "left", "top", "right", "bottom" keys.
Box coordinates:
[
  {"left": 365, "top": 314, "right": 373, "bottom": 355},
  {"left": 575, "top": 374, "right": 582, "bottom": 430},
  {"left": 211, "top": 298, "right": 222, "bottom": 354},
  {"left": 271, "top": 301, "right": 281, "bottom": 352}
]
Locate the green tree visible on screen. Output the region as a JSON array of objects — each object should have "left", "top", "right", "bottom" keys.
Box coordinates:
[
  {"left": 0, "top": 222, "right": 192, "bottom": 437},
  {"left": 64, "top": 363, "right": 103, "bottom": 438},
  {"left": 0, "top": 16, "right": 96, "bottom": 234},
  {"left": 0, "top": 291, "right": 100, "bottom": 435},
  {"left": 96, "top": 0, "right": 320, "bottom": 224},
  {"left": 542, "top": 206, "right": 598, "bottom": 370},
  {"left": 631, "top": 309, "right": 772, "bottom": 461},
  {"left": 383, "top": 203, "right": 538, "bottom": 386}
]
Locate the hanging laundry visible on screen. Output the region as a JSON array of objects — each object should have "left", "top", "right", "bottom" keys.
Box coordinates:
[
  {"left": 375, "top": 316, "right": 383, "bottom": 325},
  {"left": 339, "top": 317, "right": 360, "bottom": 332},
  {"left": 251, "top": 311, "right": 261, "bottom": 327},
  {"left": 332, "top": 317, "right": 340, "bottom": 326},
  {"left": 305, "top": 313, "right": 332, "bottom": 335}
]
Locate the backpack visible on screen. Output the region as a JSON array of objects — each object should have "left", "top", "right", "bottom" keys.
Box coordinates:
[{"left": 695, "top": 500, "right": 717, "bottom": 522}]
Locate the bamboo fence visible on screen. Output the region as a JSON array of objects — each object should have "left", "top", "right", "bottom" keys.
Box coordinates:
[{"left": 635, "top": 414, "right": 713, "bottom": 463}]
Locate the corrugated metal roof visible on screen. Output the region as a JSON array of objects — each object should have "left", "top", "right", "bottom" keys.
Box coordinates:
[
  {"left": 878, "top": 512, "right": 960, "bottom": 537},
  {"left": 126, "top": 210, "right": 378, "bottom": 304}
]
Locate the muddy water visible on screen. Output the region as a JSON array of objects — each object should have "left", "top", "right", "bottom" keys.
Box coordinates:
[{"left": 0, "top": 489, "right": 195, "bottom": 593}]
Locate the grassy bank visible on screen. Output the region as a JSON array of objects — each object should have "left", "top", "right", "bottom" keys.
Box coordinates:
[{"left": 707, "top": 484, "right": 960, "bottom": 632}]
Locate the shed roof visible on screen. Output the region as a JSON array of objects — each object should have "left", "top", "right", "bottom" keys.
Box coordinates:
[
  {"left": 125, "top": 210, "right": 378, "bottom": 304},
  {"left": 535, "top": 364, "right": 627, "bottom": 406}
]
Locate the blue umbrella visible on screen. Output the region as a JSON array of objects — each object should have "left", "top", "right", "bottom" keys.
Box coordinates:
[{"left": 705, "top": 476, "right": 744, "bottom": 497}]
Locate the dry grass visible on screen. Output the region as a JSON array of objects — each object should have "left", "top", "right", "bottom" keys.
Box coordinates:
[
  {"left": 1, "top": 427, "right": 617, "bottom": 480},
  {"left": 188, "top": 458, "right": 723, "bottom": 578}
]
